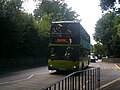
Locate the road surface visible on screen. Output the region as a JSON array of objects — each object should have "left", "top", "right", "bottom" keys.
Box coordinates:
[
  {"left": 90, "top": 60, "right": 120, "bottom": 90},
  {"left": 0, "top": 60, "right": 120, "bottom": 90}
]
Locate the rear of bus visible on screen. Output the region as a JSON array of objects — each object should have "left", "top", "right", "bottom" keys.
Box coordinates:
[{"left": 48, "top": 21, "right": 90, "bottom": 72}]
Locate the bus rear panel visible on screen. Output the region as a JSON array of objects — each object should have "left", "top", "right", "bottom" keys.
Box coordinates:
[{"left": 48, "top": 21, "right": 90, "bottom": 72}]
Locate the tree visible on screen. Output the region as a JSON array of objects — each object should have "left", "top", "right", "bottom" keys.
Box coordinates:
[
  {"left": 100, "top": 0, "right": 116, "bottom": 11},
  {"left": 34, "top": 0, "right": 79, "bottom": 21},
  {"left": 94, "top": 12, "right": 120, "bottom": 57},
  {"left": 94, "top": 12, "right": 116, "bottom": 44},
  {"left": 100, "top": 0, "right": 120, "bottom": 12},
  {"left": 0, "top": 0, "right": 24, "bottom": 57},
  {"left": 0, "top": 0, "right": 43, "bottom": 57},
  {"left": 93, "top": 43, "right": 106, "bottom": 57}
]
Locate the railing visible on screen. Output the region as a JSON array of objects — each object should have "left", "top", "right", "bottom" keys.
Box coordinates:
[{"left": 44, "top": 68, "right": 100, "bottom": 90}]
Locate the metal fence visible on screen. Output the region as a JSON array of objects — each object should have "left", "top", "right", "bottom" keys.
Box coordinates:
[{"left": 44, "top": 68, "right": 100, "bottom": 90}]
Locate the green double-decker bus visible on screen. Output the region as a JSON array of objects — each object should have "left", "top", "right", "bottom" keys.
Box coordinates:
[{"left": 48, "top": 21, "right": 90, "bottom": 72}]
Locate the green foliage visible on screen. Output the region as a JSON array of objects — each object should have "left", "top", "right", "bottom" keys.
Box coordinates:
[
  {"left": 100, "top": 0, "right": 116, "bottom": 11},
  {"left": 94, "top": 12, "right": 120, "bottom": 57},
  {"left": 116, "top": 24, "right": 120, "bottom": 36},
  {"left": 94, "top": 12, "right": 116, "bottom": 44},
  {"left": 93, "top": 43, "right": 106, "bottom": 56},
  {"left": 34, "top": 0, "right": 79, "bottom": 21},
  {"left": 0, "top": 0, "right": 49, "bottom": 67},
  {"left": 0, "top": 0, "right": 42, "bottom": 57},
  {"left": 90, "top": 45, "right": 94, "bottom": 53},
  {"left": 37, "top": 13, "right": 51, "bottom": 37},
  {"left": 100, "top": 0, "right": 120, "bottom": 13},
  {"left": 98, "top": 0, "right": 120, "bottom": 57}
]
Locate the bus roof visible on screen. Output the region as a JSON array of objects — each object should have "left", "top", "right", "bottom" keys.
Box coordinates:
[{"left": 52, "top": 21, "right": 80, "bottom": 24}]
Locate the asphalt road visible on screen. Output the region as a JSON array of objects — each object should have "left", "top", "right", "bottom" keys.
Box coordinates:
[
  {"left": 90, "top": 60, "right": 120, "bottom": 90},
  {"left": 0, "top": 66, "right": 67, "bottom": 90},
  {"left": 0, "top": 60, "right": 120, "bottom": 90},
  {"left": 0, "top": 66, "right": 49, "bottom": 83}
]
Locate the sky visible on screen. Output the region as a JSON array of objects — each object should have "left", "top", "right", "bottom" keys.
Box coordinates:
[{"left": 23, "top": 0, "right": 102, "bottom": 45}]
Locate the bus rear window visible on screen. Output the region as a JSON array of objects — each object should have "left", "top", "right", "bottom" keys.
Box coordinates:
[{"left": 51, "top": 23, "right": 80, "bottom": 34}]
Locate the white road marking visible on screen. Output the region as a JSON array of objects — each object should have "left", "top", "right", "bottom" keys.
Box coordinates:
[
  {"left": 0, "top": 71, "right": 52, "bottom": 85},
  {"left": 100, "top": 78, "right": 120, "bottom": 89},
  {"left": 27, "top": 74, "right": 33, "bottom": 79},
  {"left": 114, "top": 64, "right": 120, "bottom": 70}
]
